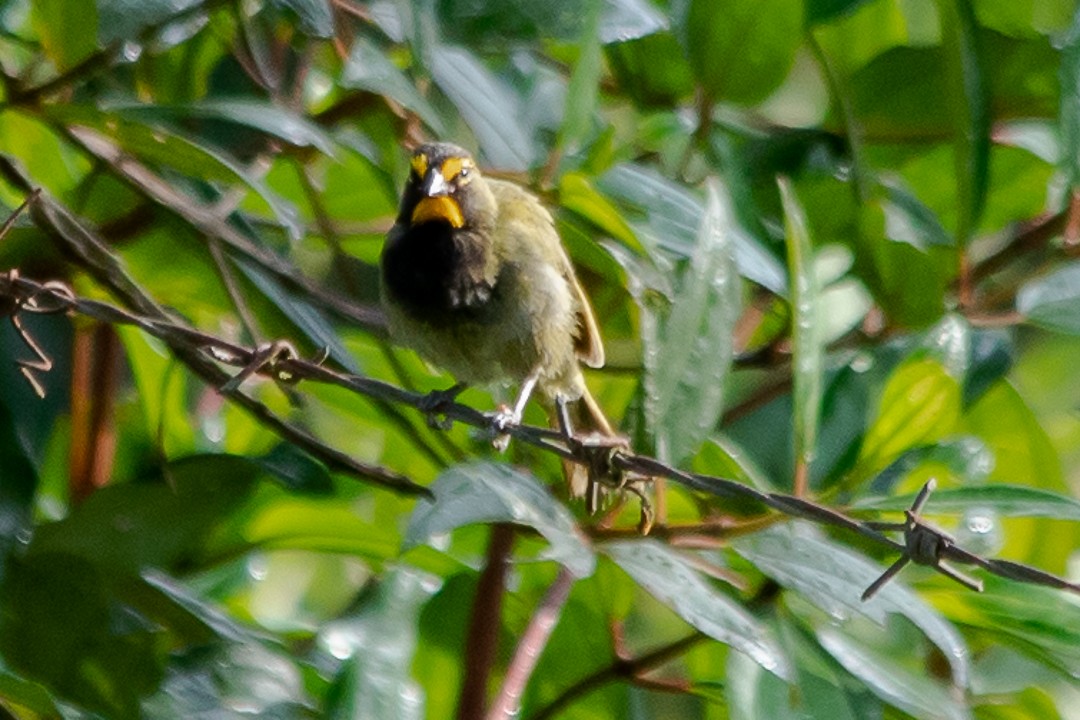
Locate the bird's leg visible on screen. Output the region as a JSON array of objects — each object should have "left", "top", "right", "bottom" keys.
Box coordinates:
[
  {"left": 490, "top": 370, "right": 540, "bottom": 451},
  {"left": 419, "top": 382, "right": 467, "bottom": 429}
]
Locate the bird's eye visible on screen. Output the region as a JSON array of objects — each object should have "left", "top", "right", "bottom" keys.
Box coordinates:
[{"left": 460, "top": 166, "right": 470, "bottom": 178}]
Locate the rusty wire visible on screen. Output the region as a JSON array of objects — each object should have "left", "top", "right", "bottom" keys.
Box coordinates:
[{"left": 1, "top": 271, "right": 1078, "bottom": 600}]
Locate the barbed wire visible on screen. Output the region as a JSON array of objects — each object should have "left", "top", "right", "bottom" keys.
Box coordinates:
[
  {"left": 2, "top": 269, "right": 1079, "bottom": 600},
  {"left": 1, "top": 157, "right": 1078, "bottom": 600}
]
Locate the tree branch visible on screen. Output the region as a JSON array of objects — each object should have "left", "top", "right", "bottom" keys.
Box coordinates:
[
  {"left": 487, "top": 566, "right": 575, "bottom": 720},
  {"left": 458, "top": 524, "right": 516, "bottom": 720},
  {"left": 528, "top": 633, "right": 706, "bottom": 720}
]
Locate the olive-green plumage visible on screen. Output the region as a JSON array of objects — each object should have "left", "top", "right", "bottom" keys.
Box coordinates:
[
  {"left": 382, "top": 142, "right": 603, "bottom": 400},
  {"left": 381, "top": 142, "right": 613, "bottom": 493}
]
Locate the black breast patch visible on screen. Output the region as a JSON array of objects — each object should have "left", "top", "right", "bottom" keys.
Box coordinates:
[{"left": 382, "top": 221, "right": 497, "bottom": 321}]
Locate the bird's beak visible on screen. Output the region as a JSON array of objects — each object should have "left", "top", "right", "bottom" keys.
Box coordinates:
[
  {"left": 412, "top": 169, "right": 464, "bottom": 228},
  {"left": 423, "top": 169, "right": 451, "bottom": 197}
]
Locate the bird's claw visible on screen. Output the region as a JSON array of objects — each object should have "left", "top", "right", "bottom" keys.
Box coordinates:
[{"left": 489, "top": 403, "right": 519, "bottom": 451}]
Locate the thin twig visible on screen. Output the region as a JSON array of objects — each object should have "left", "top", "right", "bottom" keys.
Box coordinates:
[
  {"left": 487, "top": 567, "right": 575, "bottom": 720},
  {"left": 528, "top": 633, "right": 707, "bottom": 720},
  {"left": 458, "top": 524, "right": 516, "bottom": 720}
]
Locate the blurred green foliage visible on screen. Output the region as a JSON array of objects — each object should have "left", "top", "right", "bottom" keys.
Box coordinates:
[{"left": 0, "top": 0, "right": 1078, "bottom": 717}]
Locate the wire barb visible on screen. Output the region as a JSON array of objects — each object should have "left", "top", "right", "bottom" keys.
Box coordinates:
[
  {"left": 3, "top": 270, "right": 1079, "bottom": 598},
  {"left": 0, "top": 269, "right": 76, "bottom": 398},
  {"left": 862, "top": 479, "right": 983, "bottom": 601}
]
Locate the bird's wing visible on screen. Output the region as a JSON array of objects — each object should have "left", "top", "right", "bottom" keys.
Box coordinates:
[
  {"left": 567, "top": 264, "right": 604, "bottom": 368},
  {"left": 489, "top": 179, "right": 605, "bottom": 368}
]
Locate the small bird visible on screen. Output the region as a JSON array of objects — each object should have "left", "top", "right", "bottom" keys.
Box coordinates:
[{"left": 380, "top": 142, "right": 617, "bottom": 500}]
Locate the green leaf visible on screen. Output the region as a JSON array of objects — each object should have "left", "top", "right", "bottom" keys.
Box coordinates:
[
  {"left": 694, "top": 437, "right": 777, "bottom": 492},
  {"left": 1060, "top": 6, "right": 1080, "bottom": 188},
  {"left": 558, "top": 0, "right": 603, "bottom": 155},
  {"left": 559, "top": 172, "right": 643, "bottom": 251},
  {"left": 113, "top": 99, "right": 339, "bottom": 156},
  {"left": 1017, "top": 262, "right": 1080, "bottom": 334},
  {"left": 865, "top": 436, "right": 994, "bottom": 494},
  {"left": 733, "top": 525, "right": 971, "bottom": 687},
  {"left": 0, "top": 554, "right": 165, "bottom": 719},
  {"left": 960, "top": 381, "right": 1077, "bottom": 570},
  {"left": 342, "top": 35, "right": 446, "bottom": 135},
  {"left": 854, "top": 358, "right": 962, "bottom": 482},
  {"left": 272, "top": 0, "right": 333, "bottom": 37},
  {"left": 645, "top": 180, "right": 741, "bottom": 466},
  {"left": 0, "top": 668, "right": 63, "bottom": 717},
  {"left": 938, "top": 0, "right": 990, "bottom": 245},
  {"left": 97, "top": 0, "right": 202, "bottom": 45},
  {"left": 321, "top": 567, "right": 439, "bottom": 720},
  {"left": 59, "top": 110, "right": 303, "bottom": 239},
  {"left": 0, "top": 401, "right": 37, "bottom": 583},
  {"left": 606, "top": 31, "right": 695, "bottom": 108},
  {"left": 117, "top": 326, "right": 195, "bottom": 459},
  {"left": 433, "top": 0, "right": 664, "bottom": 44},
  {"left": 931, "top": 577, "right": 1080, "bottom": 677},
  {"left": 683, "top": 0, "right": 804, "bottom": 105},
  {"left": 27, "top": 455, "right": 259, "bottom": 572},
  {"left": 605, "top": 540, "right": 791, "bottom": 679},
  {"left": 209, "top": 494, "right": 401, "bottom": 559},
  {"left": 598, "top": 163, "right": 788, "bottom": 294},
  {"left": 805, "top": 0, "right": 877, "bottom": 25},
  {"left": 878, "top": 177, "right": 955, "bottom": 250},
  {"left": 427, "top": 44, "right": 536, "bottom": 171},
  {"left": 819, "top": 277, "right": 872, "bottom": 345},
  {"left": 404, "top": 462, "right": 595, "bottom": 577},
  {"left": 815, "top": 626, "right": 970, "bottom": 720},
  {"left": 599, "top": 0, "right": 668, "bottom": 43},
  {"left": 233, "top": 256, "right": 358, "bottom": 372},
  {"left": 855, "top": 484, "right": 1080, "bottom": 520},
  {"left": 33, "top": 0, "right": 99, "bottom": 71},
  {"left": 255, "top": 443, "right": 333, "bottom": 494},
  {"left": 964, "top": 328, "right": 1014, "bottom": 405},
  {"left": 145, "top": 640, "right": 308, "bottom": 717},
  {"left": 781, "top": 178, "right": 824, "bottom": 478}
]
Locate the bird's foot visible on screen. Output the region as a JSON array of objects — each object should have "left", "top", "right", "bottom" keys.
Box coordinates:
[
  {"left": 489, "top": 403, "right": 520, "bottom": 452},
  {"left": 419, "top": 383, "right": 466, "bottom": 430}
]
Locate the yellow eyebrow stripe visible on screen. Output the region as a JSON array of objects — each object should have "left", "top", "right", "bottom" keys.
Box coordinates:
[
  {"left": 441, "top": 156, "right": 464, "bottom": 181},
  {"left": 411, "top": 153, "right": 428, "bottom": 177}
]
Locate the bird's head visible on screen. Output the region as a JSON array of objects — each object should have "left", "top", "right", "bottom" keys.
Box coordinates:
[{"left": 399, "top": 142, "right": 487, "bottom": 230}]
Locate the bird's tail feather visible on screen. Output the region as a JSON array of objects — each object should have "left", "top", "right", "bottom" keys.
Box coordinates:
[{"left": 554, "top": 386, "right": 618, "bottom": 506}]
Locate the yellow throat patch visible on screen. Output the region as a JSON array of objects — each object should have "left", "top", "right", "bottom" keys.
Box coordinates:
[{"left": 412, "top": 196, "right": 465, "bottom": 228}]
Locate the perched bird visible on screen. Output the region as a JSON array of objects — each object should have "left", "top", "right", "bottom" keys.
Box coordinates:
[{"left": 380, "top": 142, "right": 617, "bottom": 500}]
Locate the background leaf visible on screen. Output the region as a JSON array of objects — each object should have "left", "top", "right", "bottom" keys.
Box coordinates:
[
  {"left": 605, "top": 540, "right": 790, "bottom": 680},
  {"left": 683, "top": 0, "right": 804, "bottom": 104},
  {"left": 405, "top": 462, "right": 595, "bottom": 578},
  {"left": 645, "top": 180, "right": 741, "bottom": 466}
]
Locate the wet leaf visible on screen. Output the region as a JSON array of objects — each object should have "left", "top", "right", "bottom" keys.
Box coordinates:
[
  {"left": 781, "top": 178, "right": 823, "bottom": 478},
  {"left": 404, "top": 462, "right": 595, "bottom": 577},
  {"left": 733, "top": 525, "right": 970, "bottom": 688},
  {"left": 645, "top": 180, "right": 741, "bottom": 466},
  {"left": 855, "top": 358, "right": 962, "bottom": 482},
  {"left": 428, "top": 44, "right": 535, "bottom": 171},
  {"left": 816, "top": 626, "right": 970, "bottom": 720},
  {"left": 855, "top": 484, "right": 1080, "bottom": 520},
  {"left": 1017, "top": 262, "right": 1080, "bottom": 334},
  {"left": 342, "top": 36, "right": 445, "bottom": 135},
  {"left": 606, "top": 540, "right": 791, "bottom": 679},
  {"left": 97, "top": 0, "right": 202, "bottom": 45},
  {"left": 598, "top": 163, "right": 787, "bottom": 294},
  {"left": 273, "top": 0, "right": 333, "bottom": 37}
]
